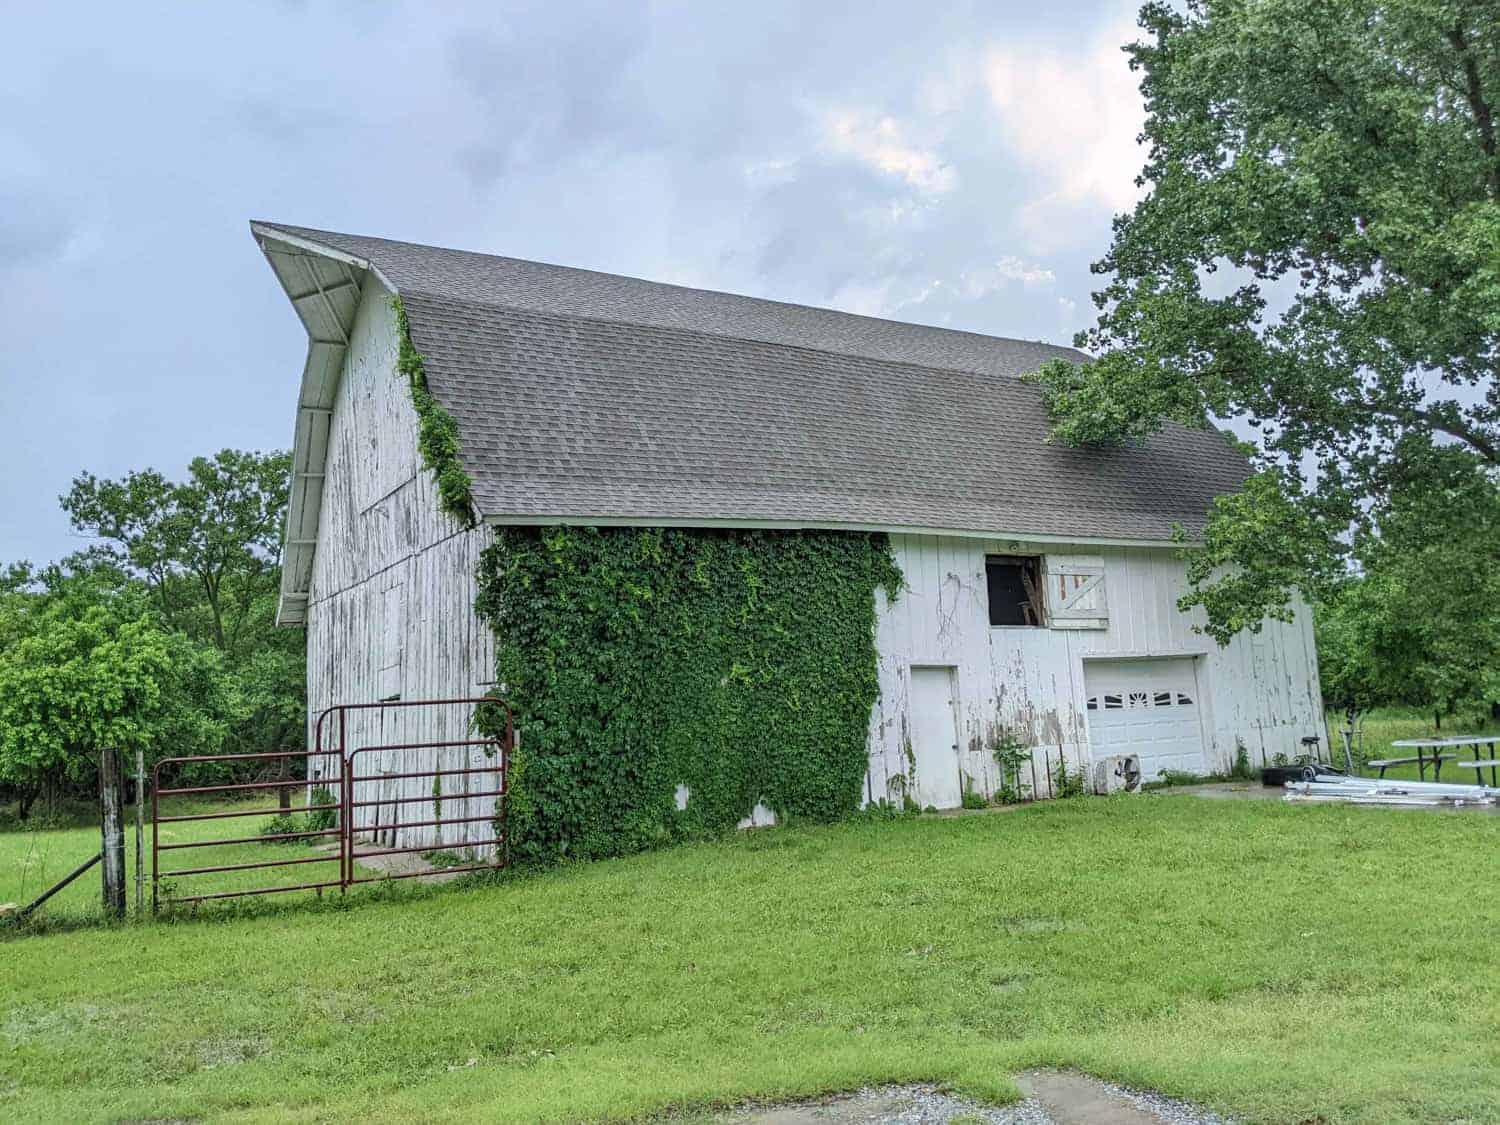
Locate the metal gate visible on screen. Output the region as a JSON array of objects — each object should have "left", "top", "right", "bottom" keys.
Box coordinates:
[{"left": 152, "top": 697, "right": 511, "bottom": 911}]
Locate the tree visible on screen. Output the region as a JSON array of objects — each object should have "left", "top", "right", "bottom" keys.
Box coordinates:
[
  {"left": 1318, "top": 442, "right": 1500, "bottom": 721},
  {"left": 0, "top": 573, "right": 235, "bottom": 819},
  {"left": 1029, "top": 0, "right": 1500, "bottom": 649},
  {"left": 60, "top": 449, "right": 305, "bottom": 761},
  {"left": 62, "top": 449, "right": 291, "bottom": 657}
]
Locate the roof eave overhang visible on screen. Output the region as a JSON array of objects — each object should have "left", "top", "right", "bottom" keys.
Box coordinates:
[
  {"left": 480, "top": 512, "right": 1192, "bottom": 550},
  {"left": 251, "top": 223, "right": 393, "bottom": 627}
]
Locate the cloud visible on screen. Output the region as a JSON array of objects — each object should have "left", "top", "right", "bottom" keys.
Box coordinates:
[
  {"left": 982, "top": 11, "right": 1147, "bottom": 215},
  {"left": 2, "top": 0, "right": 1136, "bottom": 567},
  {"left": 965, "top": 255, "right": 1056, "bottom": 293},
  {"left": 819, "top": 109, "right": 957, "bottom": 196}
]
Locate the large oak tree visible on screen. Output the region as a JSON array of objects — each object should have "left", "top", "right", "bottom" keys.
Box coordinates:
[{"left": 1031, "top": 0, "right": 1500, "bottom": 691}]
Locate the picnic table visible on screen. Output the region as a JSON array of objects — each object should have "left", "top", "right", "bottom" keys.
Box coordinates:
[{"left": 1376, "top": 736, "right": 1500, "bottom": 784}]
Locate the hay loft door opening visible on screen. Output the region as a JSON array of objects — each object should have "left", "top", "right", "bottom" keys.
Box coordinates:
[{"left": 909, "top": 665, "right": 962, "bottom": 809}]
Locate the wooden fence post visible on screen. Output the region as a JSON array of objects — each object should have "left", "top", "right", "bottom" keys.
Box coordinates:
[
  {"left": 134, "top": 749, "right": 146, "bottom": 916},
  {"left": 100, "top": 748, "right": 126, "bottom": 919}
]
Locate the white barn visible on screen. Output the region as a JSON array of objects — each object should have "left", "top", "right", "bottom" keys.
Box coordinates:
[{"left": 254, "top": 221, "right": 1323, "bottom": 839}]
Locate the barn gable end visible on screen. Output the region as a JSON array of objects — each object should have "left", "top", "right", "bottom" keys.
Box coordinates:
[{"left": 295, "top": 276, "right": 496, "bottom": 846}]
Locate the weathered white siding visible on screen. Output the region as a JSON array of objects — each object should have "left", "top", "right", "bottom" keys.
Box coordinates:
[
  {"left": 304, "top": 279, "right": 497, "bottom": 854},
  {"left": 865, "top": 534, "right": 1324, "bottom": 805}
]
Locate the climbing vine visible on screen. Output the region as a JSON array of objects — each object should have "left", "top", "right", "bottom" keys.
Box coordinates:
[
  {"left": 474, "top": 526, "right": 902, "bottom": 866},
  {"left": 392, "top": 295, "right": 476, "bottom": 528}
]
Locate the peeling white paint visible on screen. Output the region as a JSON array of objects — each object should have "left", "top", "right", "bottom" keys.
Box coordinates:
[
  {"left": 303, "top": 278, "right": 496, "bottom": 854},
  {"left": 867, "top": 533, "right": 1324, "bottom": 807},
  {"left": 737, "top": 802, "right": 777, "bottom": 829}
]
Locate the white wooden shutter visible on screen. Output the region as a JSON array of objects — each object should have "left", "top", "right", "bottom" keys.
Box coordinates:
[
  {"left": 1044, "top": 556, "right": 1108, "bottom": 630},
  {"left": 378, "top": 584, "right": 405, "bottom": 699}
]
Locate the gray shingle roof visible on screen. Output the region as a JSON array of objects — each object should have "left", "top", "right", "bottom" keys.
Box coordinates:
[{"left": 258, "top": 222, "right": 1249, "bottom": 542}]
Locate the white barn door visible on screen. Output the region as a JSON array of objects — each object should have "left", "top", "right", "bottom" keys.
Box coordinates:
[
  {"left": 909, "top": 666, "right": 962, "bottom": 809},
  {"left": 1083, "top": 657, "right": 1206, "bottom": 781}
]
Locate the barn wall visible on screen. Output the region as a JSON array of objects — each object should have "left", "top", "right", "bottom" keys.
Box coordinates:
[
  {"left": 304, "top": 279, "right": 497, "bottom": 854},
  {"left": 865, "top": 533, "right": 1325, "bottom": 806}
]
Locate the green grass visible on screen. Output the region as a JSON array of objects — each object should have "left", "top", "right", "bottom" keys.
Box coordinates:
[
  {"left": 4, "top": 796, "right": 1500, "bottom": 1123},
  {"left": 1, "top": 794, "right": 352, "bottom": 926}
]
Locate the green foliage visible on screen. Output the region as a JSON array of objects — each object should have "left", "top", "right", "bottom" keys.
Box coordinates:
[
  {"left": 1232, "top": 741, "right": 1252, "bottom": 780},
  {"left": 392, "top": 296, "right": 476, "bottom": 528},
  {"left": 1027, "top": 0, "right": 1500, "bottom": 647},
  {"left": 0, "top": 576, "right": 235, "bottom": 814},
  {"left": 473, "top": 525, "right": 902, "bottom": 865},
  {"left": 988, "top": 729, "right": 1032, "bottom": 804},
  {"left": 258, "top": 811, "right": 305, "bottom": 843},
  {"left": 960, "top": 778, "right": 988, "bottom": 810},
  {"left": 58, "top": 448, "right": 306, "bottom": 767},
  {"left": 305, "top": 786, "right": 338, "bottom": 833},
  {"left": 62, "top": 449, "right": 290, "bottom": 656},
  {"left": 1052, "top": 754, "right": 1085, "bottom": 799},
  {"left": 1175, "top": 468, "right": 1342, "bottom": 643},
  {"left": 260, "top": 786, "right": 338, "bottom": 842}
]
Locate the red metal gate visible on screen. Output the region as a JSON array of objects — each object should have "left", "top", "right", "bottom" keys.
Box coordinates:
[{"left": 152, "top": 697, "right": 511, "bottom": 912}]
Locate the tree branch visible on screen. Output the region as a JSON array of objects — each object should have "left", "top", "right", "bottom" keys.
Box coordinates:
[
  {"left": 1357, "top": 399, "right": 1500, "bottom": 463},
  {"left": 1447, "top": 21, "right": 1500, "bottom": 198}
]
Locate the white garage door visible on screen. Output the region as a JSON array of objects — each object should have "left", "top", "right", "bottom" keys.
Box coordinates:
[{"left": 1083, "top": 658, "right": 1206, "bottom": 780}]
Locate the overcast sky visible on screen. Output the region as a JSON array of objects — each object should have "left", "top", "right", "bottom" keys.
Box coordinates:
[{"left": 2, "top": 0, "right": 1151, "bottom": 566}]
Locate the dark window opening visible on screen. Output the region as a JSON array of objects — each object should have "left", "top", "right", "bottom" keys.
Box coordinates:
[{"left": 986, "top": 555, "right": 1043, "bottom": 627}]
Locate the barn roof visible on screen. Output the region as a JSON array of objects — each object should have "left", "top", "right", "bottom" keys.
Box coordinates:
[{"left": 252, "top": 221, "right": 1248, "bottom": 624}]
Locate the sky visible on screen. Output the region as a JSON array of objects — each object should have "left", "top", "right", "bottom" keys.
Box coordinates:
[{"left": 1, "top": 0, "right": 1152, "bottom": 566}]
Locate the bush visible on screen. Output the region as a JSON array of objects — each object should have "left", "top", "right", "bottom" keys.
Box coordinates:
[
  {"left": 304, "top": 786, "right": 337, "bottom": 832},
  {"left": 259, "top": 788, "right": 338, "bottom": 844},
  {"left": 1053, "top": 755, "right": 1086, "bottom": 799},
  {"left": 258, "top": 812, "right": 304, "bottom": 843}
]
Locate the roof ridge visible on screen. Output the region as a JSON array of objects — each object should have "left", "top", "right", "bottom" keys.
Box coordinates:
[
  {"left": 254, "top": 219, "right": 1089, "bottom": 364},
  {"left": 399, "top": 286, "right": 1069, "bottom": 390}
]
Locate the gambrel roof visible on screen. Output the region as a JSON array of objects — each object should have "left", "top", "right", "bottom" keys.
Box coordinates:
[{"left": 253, "top": 221, "right": 1249, "bottom": 623}]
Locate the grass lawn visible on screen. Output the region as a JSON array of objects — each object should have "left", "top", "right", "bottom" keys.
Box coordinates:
[
  {"left": 4, "top": 794, "right": 1500, "bottom": 1123},
  {"left": 1324, "top": 705, "right": 1500, "bottom": 783},
  {"left": 1, "top": 794, "right": 352, "bottom": 926}
]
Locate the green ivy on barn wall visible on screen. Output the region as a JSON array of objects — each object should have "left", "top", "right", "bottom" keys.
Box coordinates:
[
  {"left": 392, "top": 295, "right": 477, "bottom": 528},
  {"left": 474, "top": 525, "right": 902, "bottom": 866}
]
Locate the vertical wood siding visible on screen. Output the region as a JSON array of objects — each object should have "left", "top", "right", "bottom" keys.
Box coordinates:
[
  {"left": 304, "top": 280, "right": 497, "bottom": 854},
  {"left": 867, "top": 534, "right": 1325, "bottom": 804}
]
